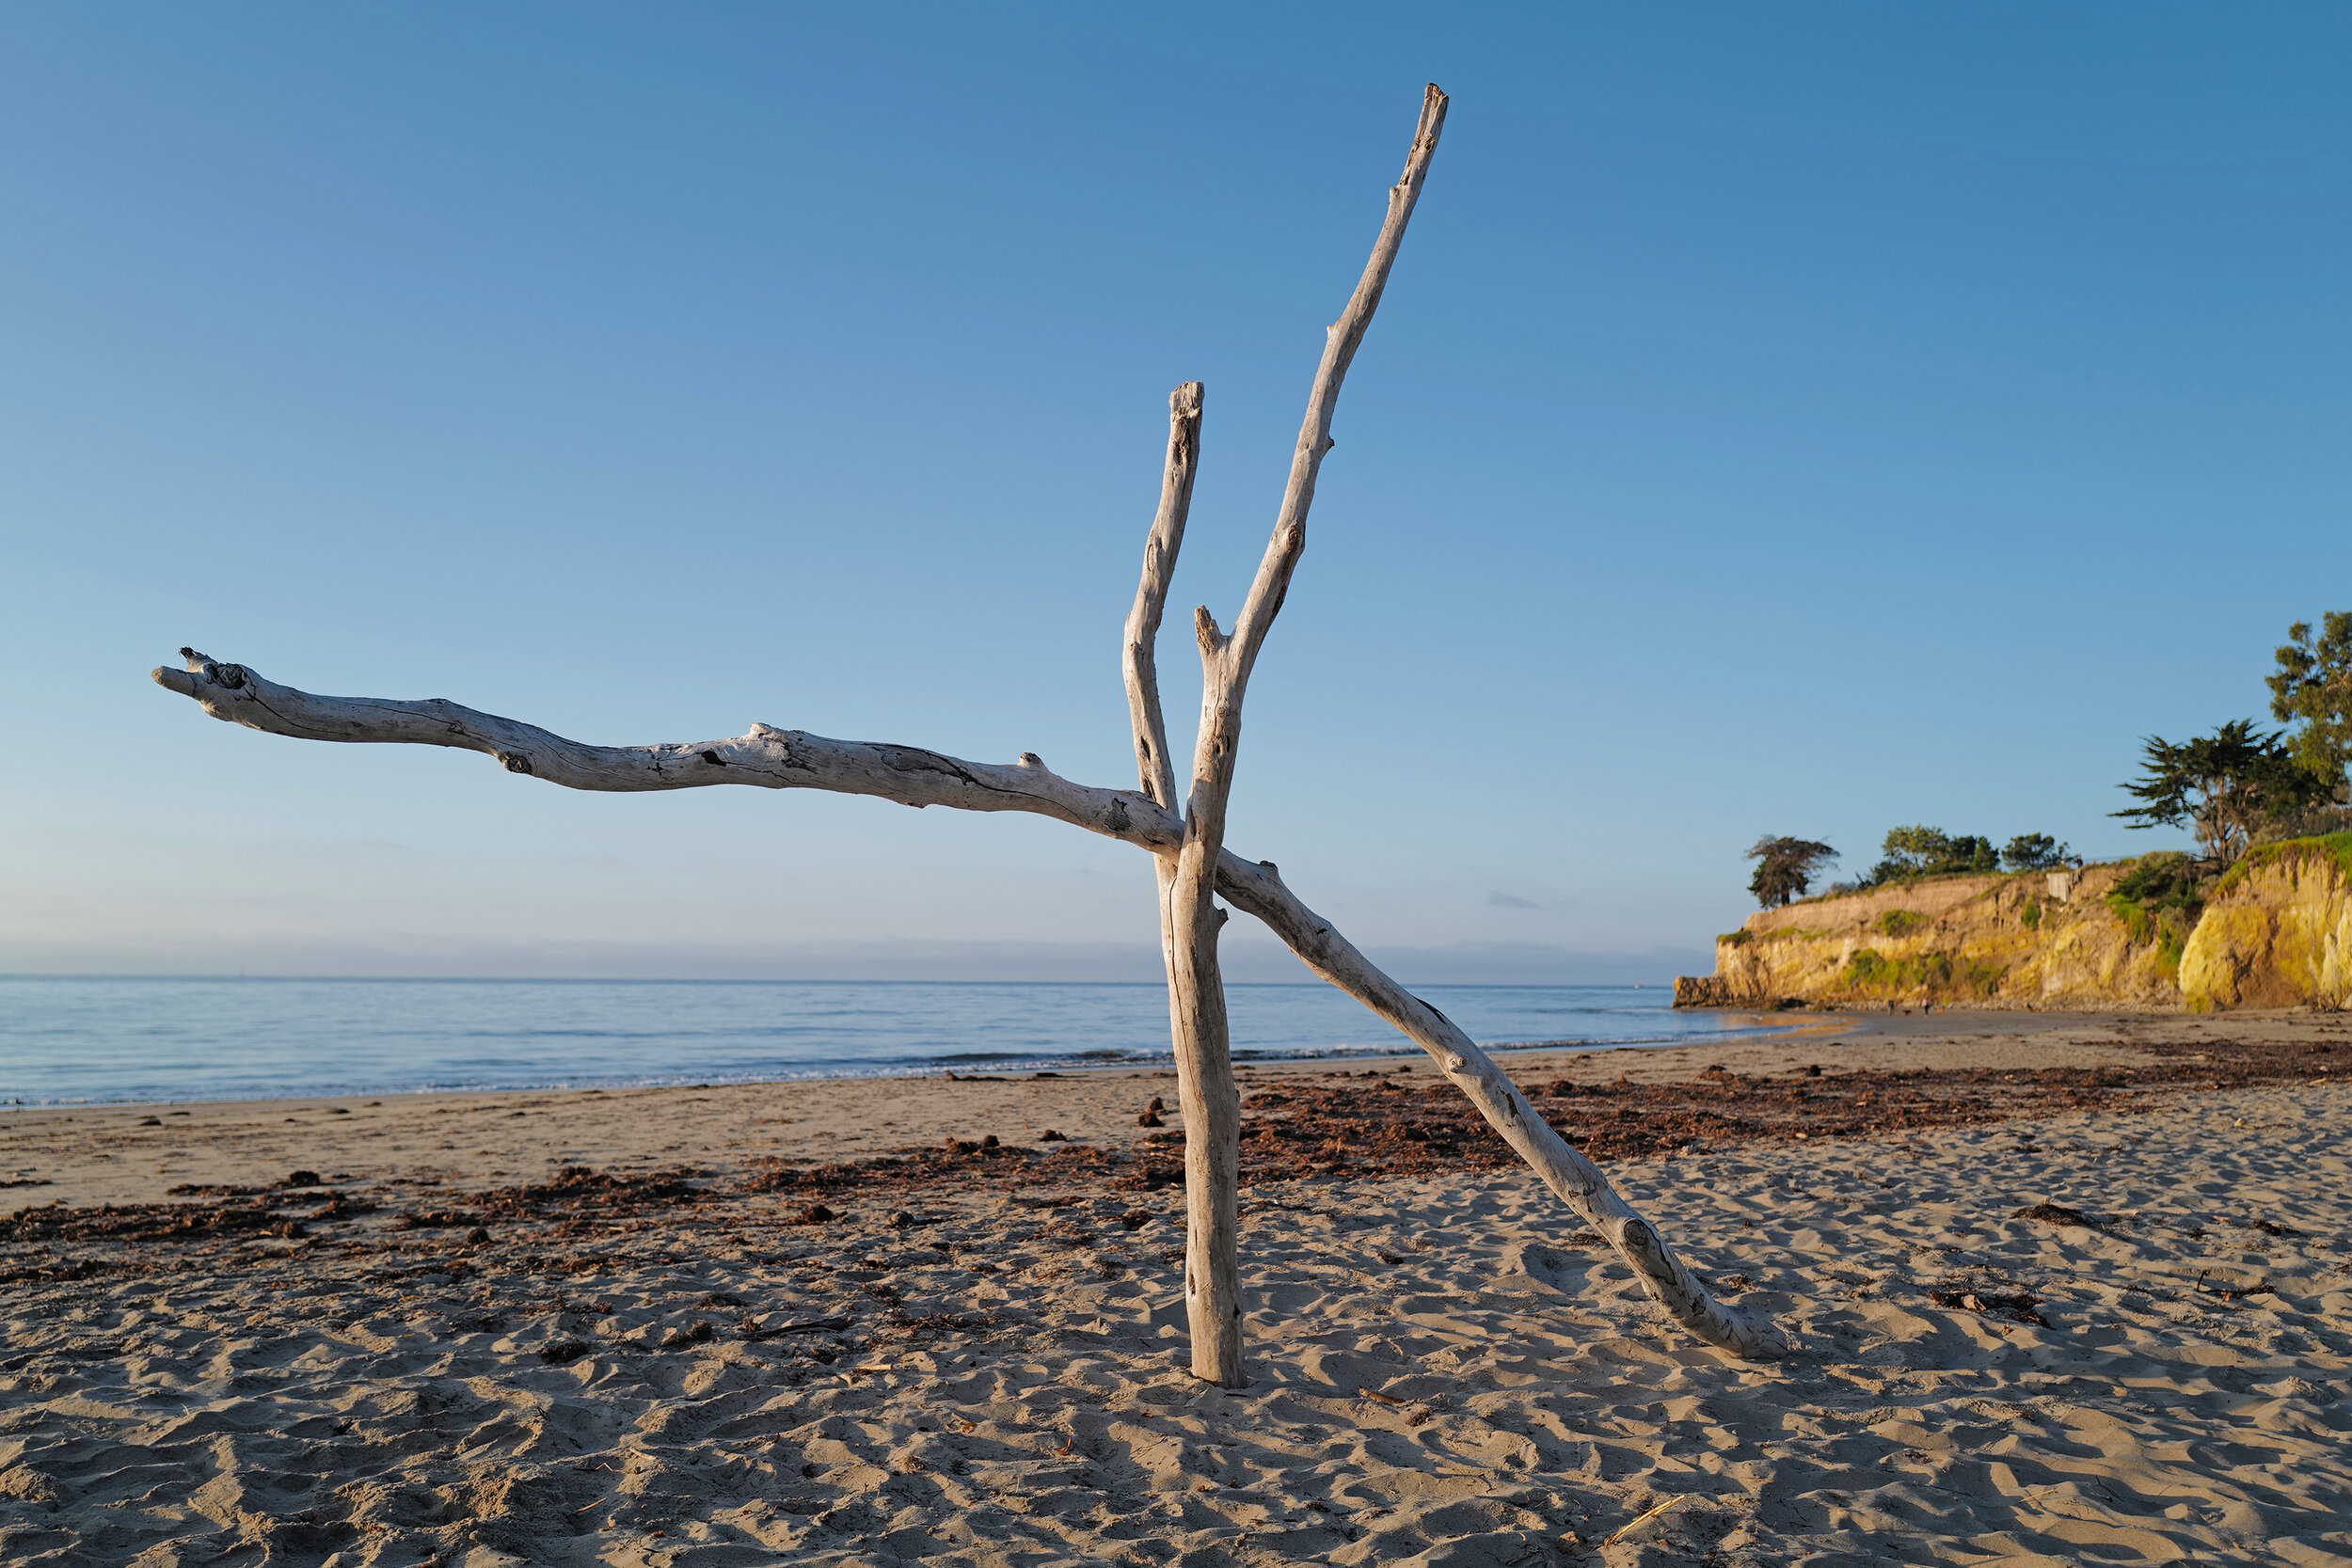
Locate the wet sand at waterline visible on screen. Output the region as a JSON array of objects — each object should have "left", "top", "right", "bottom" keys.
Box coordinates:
[{"left": 5, "top": 1013, "right": 2349, "bottom": 1565}]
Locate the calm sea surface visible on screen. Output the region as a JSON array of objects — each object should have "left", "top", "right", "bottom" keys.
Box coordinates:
[{"left": 0, "top": 978, "right": 1786, "bottom": 1106}]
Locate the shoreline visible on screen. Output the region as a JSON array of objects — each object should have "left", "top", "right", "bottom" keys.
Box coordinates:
[
  {"left": 34, "top": 993, "right": 2250, "bottom": 1120},
  {"left": 0, "top": 975, "right": 1788, "bottom": 1113},
  {"left": 8, "top": 1009, "right": 2339, "bottom": 1216},
  {"left": 0, "top": 1013, "right": 1823, "bottom": 1114}
]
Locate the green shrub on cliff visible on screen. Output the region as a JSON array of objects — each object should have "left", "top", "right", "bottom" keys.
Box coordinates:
[
  {"left": 2155, "top": 917, "right": 2192, "bottom": 978},
  {"left": 2106, "top": 852, "right": 2205, "bottom": 977},
  {"left": 1877, "top": 910, "right": 1927, "bottom": 937},
  {"left": 2001, "top": 833, "right": 2074, "bottom": 871},
  {"left": 1843, "top": 945, "right": 2006, "bottom": 998},
  {"left": 2211, "top": 830, "right": 2352, "bottom": 895},
  {"left": 1846, "top": 946, "right": 1933, "bottom": 990},
  {"left": 2108, "top": 852, "right": 2201, "bottom": 917},
  {"left": 1863, "top": 826, "right": 2000, "bottom": 886}
]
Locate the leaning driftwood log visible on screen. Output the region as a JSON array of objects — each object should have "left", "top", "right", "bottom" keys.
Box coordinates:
[{"left": 151, "top": 84, "right": 1785, "bottom": 1367}]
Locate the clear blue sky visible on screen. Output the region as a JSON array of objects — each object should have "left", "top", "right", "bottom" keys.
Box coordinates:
[{"left": 5, "top": 4, "right": 2346, "bottom": 981}]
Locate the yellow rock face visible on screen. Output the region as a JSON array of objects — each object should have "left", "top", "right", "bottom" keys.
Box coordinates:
[
  {"left": 1682, "top": 836, "right": 2352, "bottom": 1013},
  {"left": 1697, "top": 863, "right": 2183, "bottom": 1009},
  {"left": 2177, "top": 841, "right": 2352, "bottom": 1011}
]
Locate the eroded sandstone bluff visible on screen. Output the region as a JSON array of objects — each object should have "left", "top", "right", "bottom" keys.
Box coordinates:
[{"left": 1675, "top": 834, "right": 2352, "bottom": 1013}]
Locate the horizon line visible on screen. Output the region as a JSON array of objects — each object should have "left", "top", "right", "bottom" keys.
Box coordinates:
[{"left": 0, "top": 973, "right": 1678, "bottom": 988}]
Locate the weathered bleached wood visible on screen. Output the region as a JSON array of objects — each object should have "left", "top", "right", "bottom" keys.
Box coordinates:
[
  {"left": 1122, "top": 382, "right": 1201, "bottom": 816},
  {"left": 1224, "top": 81, "right": 1449, "bottom": 690},
  {"left": 150, "top": 82, "right": 1788, "bottom": 1366},
  {"left": 1119, "top": 381, "right": 1243, "bottom": 1383},
  {"left": 1143, "top": 83, "right": 1453, "bottom": 1386},
  {"left": 1210, "top": 859, "right": 1789, "bottom": 1359},
  {"left": 151, "top": 648, "right": 1784, "bottom": 1358},
  {"left": 151, "top": 651, "right": 1176, "bottom": 850}
]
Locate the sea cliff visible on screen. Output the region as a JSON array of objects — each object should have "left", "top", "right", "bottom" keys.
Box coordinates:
[
  {"left": 1677, "top": 833, "right": 2352, "bottom": 1013},
  {"left": 2177, "top": 835, "right": 2352, "bottom": 1011},
  {"left": 1674, "top": 863, "right": 2179, "bottom": 1011}
]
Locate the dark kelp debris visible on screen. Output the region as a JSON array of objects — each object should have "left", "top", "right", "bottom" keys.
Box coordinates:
[
  {"left": 8, "top": 1029, "right": 2335, "bottom": 1257},
  {"left": 1929, "top": 1285, "right": 2048, "bottom": 1325}
]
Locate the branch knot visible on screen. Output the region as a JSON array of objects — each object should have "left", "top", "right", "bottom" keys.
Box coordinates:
[{"left": 180, "top": 646, "right": 247, "bottom": 690}]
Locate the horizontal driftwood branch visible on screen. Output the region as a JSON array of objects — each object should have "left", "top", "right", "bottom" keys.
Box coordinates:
[
  {"left": 152, "top": 647, "right": 1784, "bottom": 1359},
  {"left": 153, "top": 650, "right": 1176, "bottom": 852}
]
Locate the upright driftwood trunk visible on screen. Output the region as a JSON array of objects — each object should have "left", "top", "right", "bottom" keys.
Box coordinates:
[
  {"left": 151, "top": 83, "right": 1791, "bottom": 1372},
  {"left": 1121, "top": 382, "right": 1246, "bottom": 1383},
  {"left": 1120, "top": 87, "right": 1448, "bottom": 1385}
]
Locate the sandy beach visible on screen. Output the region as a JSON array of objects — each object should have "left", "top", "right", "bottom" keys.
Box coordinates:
[{"left": 6, "top": 1012, "right": 2350, "bottom": 1565}]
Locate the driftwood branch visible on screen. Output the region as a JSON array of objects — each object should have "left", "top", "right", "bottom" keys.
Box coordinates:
[
  {"left": 152, "top": 648, "right": 1784, "bottom": 1359},
  {"left": 151, "top": 650, "right": 1174, "bottom": 851},
  {"left": 1119, "top": 381, "right": 1246, "bottom": 1381},
  {"left": 1226, "top": 81, "right": 1448, "bottom": 688},
  {"left": 1122, "top": 383, "right": 1202, "bottom": 816},
  {"left": 1213, "top": 858, "right": 1787, "bottom": 1358},
  {"left": 1146, "top": 83, "right": 1454, "bottom": 1386}
]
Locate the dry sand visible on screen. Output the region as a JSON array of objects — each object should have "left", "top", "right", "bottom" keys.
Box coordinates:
[{"left": 5, "top": 1014, "right": 2351, "bottom": 1565}]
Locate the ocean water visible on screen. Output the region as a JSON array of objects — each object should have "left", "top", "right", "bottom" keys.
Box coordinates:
[{"left": 0, "top": 978, "right": 1786, "bottom": 1106}]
